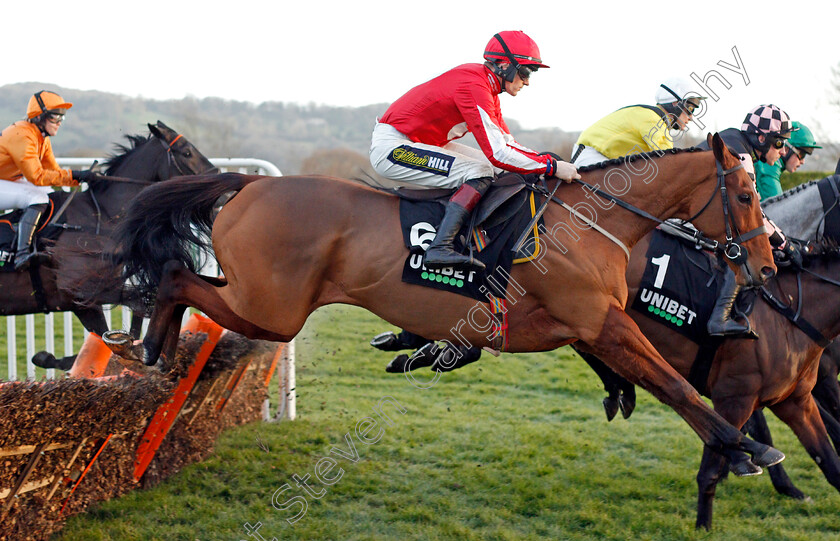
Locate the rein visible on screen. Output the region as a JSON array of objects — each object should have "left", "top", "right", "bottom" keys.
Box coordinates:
[
  {"left": 563, "top": 158, "right": 765, "bottom": 269},
  {"left": 760, "top": 272, "right": 832, "bottom": 348},
  {"left": 47, "top": 175, "right": 156, "bottom": 236}
]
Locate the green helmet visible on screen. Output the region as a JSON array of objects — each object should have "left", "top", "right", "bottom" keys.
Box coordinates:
[{"left": 788, "top": 121, "right": 822, "bottom": 150}]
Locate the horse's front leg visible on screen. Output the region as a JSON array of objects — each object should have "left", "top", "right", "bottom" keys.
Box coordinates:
[
  {"left": 770, "top": 393, "right": 840, "bottom": 493},
  {"left": 137, "top": 261, "right": 290, "bottom": 366},
  {"left": 583, "top": 304, "right": 782, "bottom": 475},
  {"left": 572, "top": 344, "right": 631, "bottom": 421}
]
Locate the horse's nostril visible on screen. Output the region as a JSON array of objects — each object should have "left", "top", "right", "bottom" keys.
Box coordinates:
[{"left": 762, "top": 266, "right": 776, "bottom": 279}]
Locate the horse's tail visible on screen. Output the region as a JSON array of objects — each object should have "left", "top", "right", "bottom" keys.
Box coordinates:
[{"left": 112, "top": 172, "right": 260, "bottom": 302}]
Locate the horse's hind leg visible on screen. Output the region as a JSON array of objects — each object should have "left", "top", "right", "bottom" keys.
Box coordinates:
[
  {"left": 139, "top": 261, "right": 289, "bottom": 365},
  {"left": 33, "top": 306, "right": 110, "bottom": 370}
]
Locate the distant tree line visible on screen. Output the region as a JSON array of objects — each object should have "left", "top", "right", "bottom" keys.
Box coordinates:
[{"left": 2, "top": 82, "right": 836, "bottom": 177}]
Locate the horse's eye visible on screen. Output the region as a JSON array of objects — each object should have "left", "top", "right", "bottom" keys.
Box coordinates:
[
  {"left": 738, "top": 193, "right": 752, "bottom": 204},
  {"left": 184, "top": 150, "right": 192, "bottom": 157}
]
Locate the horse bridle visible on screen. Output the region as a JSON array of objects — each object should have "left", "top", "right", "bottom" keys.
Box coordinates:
[
  {"left": 564, "top": 156, "right": 766, "bottom": 275},
  {"left": 158, "top": 132, "right": 218, "bottom": 177},
  {"left": 685, "top": 158, "right": 769, "bottom": 268}
]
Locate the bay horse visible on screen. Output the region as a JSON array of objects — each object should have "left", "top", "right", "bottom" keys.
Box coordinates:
[
  {"left": 561, "top": 173, "right": 840, "bottom": 528},
  {"left": 99, "top": 134, "right": 782, "bottom": 480},
  {"left": 574, "top": 232, "right": 840, "bottom": 529},
  {"left": 1, "top": 121, "right": 216, "bottom": 370}
]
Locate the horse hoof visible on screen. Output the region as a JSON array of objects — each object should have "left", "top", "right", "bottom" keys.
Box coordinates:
[
  {"left": 385, "top": 354, "right": 409, "bottom": 373},
  {"left": 371, "top": 332, "right": 400, "bottom": 351},
  {"left": 114, "top": 356, "right": 157, "bottom": 376},
  {"left": 729, "top": 457, "right": 763, "bottom": 477},
  {"left": 619, "top": 396, "right": 635, "bottom": 419},
  {"left": 103, "top": 330, "right": 144, "bottom": 363},
  {"left": 31, "top": 351, "right": 58, "bottom": 369},
  {"left": 603, "top": 397, "right": 619, "bottom": 421},
  {"left": 752, "top": 447, "right": 785, "bottom": 468}
]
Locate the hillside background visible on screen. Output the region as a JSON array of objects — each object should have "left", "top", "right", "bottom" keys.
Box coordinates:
[{"left": 2, "top": 82, "right": 837, "bottom": 177}]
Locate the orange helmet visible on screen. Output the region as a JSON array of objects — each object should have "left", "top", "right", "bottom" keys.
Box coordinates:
[{"left": 27, "top": 90, "right": 73, "bottom": 119}]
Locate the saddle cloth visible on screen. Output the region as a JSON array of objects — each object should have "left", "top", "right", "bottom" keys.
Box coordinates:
[
  {"left": 399, "top": 187, "right": 542, "bottom": 302},
  {"left": 630, "top": 228, "right": 725, "bottom": 344}
]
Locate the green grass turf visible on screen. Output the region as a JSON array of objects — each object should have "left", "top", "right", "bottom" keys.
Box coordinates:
[{"left": 54, "top": 305, "right": 840, "bottom": 540}]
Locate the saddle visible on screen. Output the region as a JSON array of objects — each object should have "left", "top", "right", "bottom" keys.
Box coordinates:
[{"left": 0, "top": 200, "right": 63, "bottom": 271}]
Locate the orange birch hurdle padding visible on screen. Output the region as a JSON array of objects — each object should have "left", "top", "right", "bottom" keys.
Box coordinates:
[
  {"left": 69, "top": 333, "right": 114, "bottom": 379},
  {"left": 263, "top": 343, "right": 286, "bottom": 387},
  {"left": 132, "top": 313, "right": 225, "bottom": 482}
]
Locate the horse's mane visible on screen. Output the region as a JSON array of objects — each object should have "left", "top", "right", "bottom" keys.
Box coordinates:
[
  {"left": 761, "top": 178, "right": 821, "bottom": 206},
  {"left": 576, "top": 147, "right": 705, "bottom": 173},
  {"left": 102, "top": 134, "right": 153, "bottom": 175}
]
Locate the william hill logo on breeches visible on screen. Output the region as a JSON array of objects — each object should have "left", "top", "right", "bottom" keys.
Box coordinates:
[
  {"left": 637, "top": 288, "right": 697, "bottom": 327},
  {"left": 388, "top": 146, "right": 454, "bottom": 176},
  {"left": 409, "top": 221, "right": 477, "bottom": 288}
]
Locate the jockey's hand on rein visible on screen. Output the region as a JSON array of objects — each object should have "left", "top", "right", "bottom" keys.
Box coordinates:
[
  {"left": 72, "top": 169, "right": 101, "bottom": 184},
  {"left": 553, "top": 159, "right": 581, "bottom": 182},
  {"left": 776, "top": 242, "right": 804, "bottom": 269}
]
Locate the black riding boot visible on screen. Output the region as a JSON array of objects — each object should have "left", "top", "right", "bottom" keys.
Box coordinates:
[
  {"left": 707, "top": 268, "right": 757, "bottom": 339},
  {"left": 14, "top": 203, "right": 47, "bottom": 271},
  {"left": 423, "top": 177, "right": 492, "bottom": 271}
]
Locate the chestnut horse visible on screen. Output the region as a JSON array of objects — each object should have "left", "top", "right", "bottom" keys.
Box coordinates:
[{"left": 100, "top": 134, "right": 781, "bottom": 478}]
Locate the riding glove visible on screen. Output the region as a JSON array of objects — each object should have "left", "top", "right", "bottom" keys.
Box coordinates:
[{"left": 72, "top": 169, "right": 100, "bottom": 183}]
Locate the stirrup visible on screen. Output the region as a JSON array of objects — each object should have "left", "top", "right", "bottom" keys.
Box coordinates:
[
  {"left": 708, "top": 317, "right": 758, "bottom": 340},
  {"left": 13, "top": 250, "right": 45, "bottom": 271},
  {"left": 423, "top": 246, "right": 485, "bottom": 271}
]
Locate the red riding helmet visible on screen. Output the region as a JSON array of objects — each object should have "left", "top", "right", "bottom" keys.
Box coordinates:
[{"left": 484, "top": 31, "right": 549, "bottom": 83}]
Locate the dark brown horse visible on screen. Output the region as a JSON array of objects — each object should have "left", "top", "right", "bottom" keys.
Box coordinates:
[
  {"left": 99, "top": 134, "right": 782, "bottom": 480},
  {"left": 573, "top": 232, "right": 840, "bottom": 529},
  {"left": 2, "top": 121, "right": 216, "bottom": 370}
]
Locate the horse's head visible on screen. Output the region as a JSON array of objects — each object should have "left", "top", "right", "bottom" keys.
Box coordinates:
[
  {"left": 148, "top": 121, "right": 219, "bottom": 178},
  {"left": 692, "top": 133, "right": 776, "bottom": 286}
]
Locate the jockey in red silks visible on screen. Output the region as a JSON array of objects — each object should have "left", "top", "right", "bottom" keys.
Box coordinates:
[{"left": 370, "top": 30, "right": 579, "bottom": 271}]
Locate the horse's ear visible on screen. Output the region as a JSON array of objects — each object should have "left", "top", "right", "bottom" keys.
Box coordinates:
[
  {"left": 148, "top": 123, "right": 162, "bottom": 140},
  {"left": 710, "top": 132, "right": 725, "bottom": 162}
]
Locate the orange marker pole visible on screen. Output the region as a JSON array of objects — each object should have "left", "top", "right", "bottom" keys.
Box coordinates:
[
  {"left": 69, "top": 333, "right": 114, "bottom": 379},
  {"left": 132, "top": 314, "right": 225, "bottom": 481}
]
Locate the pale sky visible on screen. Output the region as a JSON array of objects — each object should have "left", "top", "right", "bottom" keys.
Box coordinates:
[{"left": 5, "top": 0, "right": 840, "bottom": 142}]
